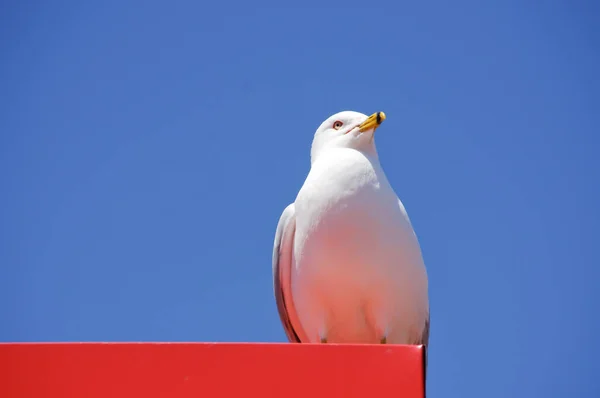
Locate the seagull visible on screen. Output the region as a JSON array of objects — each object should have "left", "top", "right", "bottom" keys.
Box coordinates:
[{"left": 272, "top": 111, "right": 429, "bottom": 346}]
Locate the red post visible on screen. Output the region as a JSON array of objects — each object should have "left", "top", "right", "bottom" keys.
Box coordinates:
[{"left": 0, "top": 342, "right": 426, "bottom": 397}]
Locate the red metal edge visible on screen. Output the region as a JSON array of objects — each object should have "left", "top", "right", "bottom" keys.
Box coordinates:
[{"left": 0, "top": 342, "right": 425, "bottom": 398}]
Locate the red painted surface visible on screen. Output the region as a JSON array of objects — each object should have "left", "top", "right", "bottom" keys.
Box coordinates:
[{"left": 0, "top": 342, "right": 425, "bottom": 398}]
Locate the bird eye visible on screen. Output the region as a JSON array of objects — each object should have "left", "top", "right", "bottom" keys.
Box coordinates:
[{"left": 333, "top": 121, "right": 343, "bottom": 130}]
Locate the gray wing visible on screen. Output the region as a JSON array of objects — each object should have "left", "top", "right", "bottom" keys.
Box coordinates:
[
  {"left": 416, "top": 313, "right": 430, "bottom": 346},
  {"left": 272, "top": 203, "right": 305, "bottom": 343},
  {"left": 418, "top": 313, "right": 430, "bottom": 393}
]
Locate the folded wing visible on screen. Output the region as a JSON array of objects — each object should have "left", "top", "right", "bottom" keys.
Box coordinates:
[{"left": 272, "top": 204, "right": 305, "bottom": 342}]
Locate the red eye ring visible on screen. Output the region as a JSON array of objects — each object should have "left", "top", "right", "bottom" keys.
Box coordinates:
[{"left": 333, "top": 121, "right": 343, "bottom": 130}]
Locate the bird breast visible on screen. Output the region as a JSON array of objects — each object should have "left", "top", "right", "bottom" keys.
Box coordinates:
[{"left": 293, "top": 148, "right": 425, "bottom": 291}]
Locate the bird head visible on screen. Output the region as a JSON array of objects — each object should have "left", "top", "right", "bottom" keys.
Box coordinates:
[{"left": 310, "top": 110, "right": 386, "bottom": 164}]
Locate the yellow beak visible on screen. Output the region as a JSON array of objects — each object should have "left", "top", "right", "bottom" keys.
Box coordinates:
[{"left": 358, "top": 112, "right": 386, "bottom": 132}]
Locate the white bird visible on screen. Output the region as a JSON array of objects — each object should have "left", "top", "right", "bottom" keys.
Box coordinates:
[{"left": 272, "top": 110, "right": 430, "bottom": 345}]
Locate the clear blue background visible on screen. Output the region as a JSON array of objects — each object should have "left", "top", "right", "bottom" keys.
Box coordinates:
[{"left": 1, "top": 1, "right": 598, "bottom": 396}]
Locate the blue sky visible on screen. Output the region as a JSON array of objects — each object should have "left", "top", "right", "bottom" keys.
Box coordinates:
[{"left": 1, "top": 1, "right": 598, "bottom": 396}]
